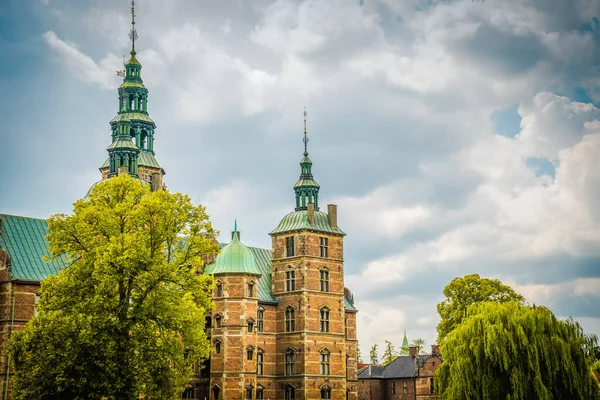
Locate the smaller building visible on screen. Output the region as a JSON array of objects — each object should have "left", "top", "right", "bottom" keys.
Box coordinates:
[{"left": 358, "top": 346, "right": 441, "bottom": 400}]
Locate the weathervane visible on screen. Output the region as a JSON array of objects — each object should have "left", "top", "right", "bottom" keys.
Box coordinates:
[
  {"left": 303, "top": 107, "right": 309, "bottom": 154},
  {"left": 129, "top": 0, "right": 138, "bottom": 54}
]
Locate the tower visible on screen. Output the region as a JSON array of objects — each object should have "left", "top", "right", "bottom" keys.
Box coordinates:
[
  {"left": 99, "top": 0, "right": 165, "bottom": 188},
  {"left": 269, "top": 111, "right": 358, "bottom": 400}
]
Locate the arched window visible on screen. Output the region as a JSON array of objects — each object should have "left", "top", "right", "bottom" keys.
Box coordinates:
[
  {"left": 216, "top": 281, "right": 223, "bottom": 297},
  {"left": 285, "top": 306, "right": 295, "bottom": 332},
  {"left": 320, "top": 307, "right": 330, "bottom": 332},
  {"left": 247, "top": 318, "right": 255, "bottom": 333},
  {"left": 257, "top": 307, "right": 265, "bottom": 332},
  {"left": 284, "top": 384, "right": 295, "bottom": 400},
  {"left": 320, "top": 268, "right": 329, "bottom": 292},
  {"left": 257, "top": 349, "right": 264, "bottom": 375},
  {"left": 320, "top": 385, "right": 331, "bottom": 399},
  {"left": 214, "top": 314, "right": 222, "bottom": 328},
  {"left": 247, "top": 346, "right": 254, "bottom": 361},
  {"left": 214, "top": 339, "right": 221, "bottom": 354},
  {"left": 285, "top": 349, "right": 296, "bottom": 375},
  {"left": 285, "top": 268, "right": 295, "bottom": 291}
]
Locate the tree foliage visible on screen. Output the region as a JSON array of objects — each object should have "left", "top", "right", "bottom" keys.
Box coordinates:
[
  {"left": 369, "top": 344, "right": 379, "bottom": 365},
  {"left": 9, "top": 175, "right": 219, "bottom": 400},
  {"left": 436, "top": 273, "right": 524, "bottom": 344},
  {"left": 436, "top": 301, "right": 600, "bottom": 400},
  {"left": 410, "top": 338, "right": 426, "bottom": 354},
  {"left": 357, "top": 341, "right": 364, "bottom": 364},
  {"left": 381, "top": 340, "right": 396, "bottom": 365}
]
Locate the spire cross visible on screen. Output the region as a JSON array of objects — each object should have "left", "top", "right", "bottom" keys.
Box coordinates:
[
  {"left": 129, "top": 0, "right": 138, "bottom": 54},
  {"left": 303, "top": 108, "right": 309, "bottom": 155}
]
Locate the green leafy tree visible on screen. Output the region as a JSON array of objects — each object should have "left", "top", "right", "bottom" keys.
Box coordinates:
[
  {"left": 436, "top": 273, "right": 524, "bottom": 344},
  {"left": 9, "top": 175, "right": 219, "bottom": 400},
  {"left": 410, "top": 338, "right": 426, "bottom": 354},
  {"left": 369, "top": 344, "right": 379, "bottom": 365},
  {"left": 381, "top": 340, "right": 396, "bottom": 365},
  {"left": 436, "top": 301, "right": 600, "bottom": 400}
]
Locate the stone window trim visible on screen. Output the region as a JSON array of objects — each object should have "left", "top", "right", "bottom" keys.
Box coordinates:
[
  {"left": 319, "top": 268, "right": 329, "bottom": 292},
  {"left": 257, "top": 349, "right": 264, "bottom": 375},
  {"left": 403, "top": 381, "right": 408, "bottom": 395},
  {"left": 285, "top": 236, "right": 295, "bottom": 257},
  {"left": 284, "top": 384, "right": 296, "bottom": 400},
  {"left": 285, "top": 305, "right": 296, "bottom": 332},
  {"left": 320, "top": 348, "right": 331, "bottom": 375},
  {"left": 214, "top": 338, "right": 222, "bottom": 354},
  {"left": 391, "top": 381, "right": 396, "bottom": 394},
  {"left": 216, "top": 281, "right": 223, "bottom": 297},
  {"left": 245, "top": 386, "right": 253, "bottom": 400},
  {"left": 319, "top": 237, "right": 329, "bottom": 258},
  {"left": 320, "top": 384, "right": 332, "bottom": 400},
  {"left": 247, "top": 346, "right": 255, "bottom": 361},
  {"left": 248, "top": 281, "right": 255, "bottom": 298},
  {"left": 319, "top": 306, "right": 330, "bottom": 333},
  {"left": 214, "top": 313, "right": 222, "bottom": 328},
  {"left": 256, "top": 385, "right": 265, "bottom": 399},
  {"left": 285, "top": 267, "right": 296, "bottom": 292},
  {"left": 247, "top": 318, "right": 255, "bottom": 333},
  {"left": 284, "top": 348, "right": 297, "bottom": 375}
]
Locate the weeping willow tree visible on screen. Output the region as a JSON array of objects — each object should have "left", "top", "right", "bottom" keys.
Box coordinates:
[{"left": 436, "top": 301, "right": 600, "bottom": 400}]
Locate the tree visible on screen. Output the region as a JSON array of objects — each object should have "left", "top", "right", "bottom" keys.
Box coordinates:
[
  {"left": 357, "top": 341, "right": 364, "bottom": 364},
  {"left": 369, "top": 344, "right": 379, "bottom": 364},
  {"left": 410, "top": 338, "right": 426, "bottom": 354},
  {"left": 436, "top": 301, "right": 600, "bottom": 400},
  {"left": 381, "top": 340, "right": 396, "bottom": 365},
  {"left": 436, "top": 273, "right": 524, "bottom": 344},
  {"left": 9, "top": 175, "right": 219, "bottom": 400}
]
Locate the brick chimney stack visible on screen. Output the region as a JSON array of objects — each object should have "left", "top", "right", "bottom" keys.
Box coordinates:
[
  {"left": 409, "top": 346, "right": 417, "bottom": 358},
  {"left": 327, "top": 204, "right": 337, "bottom": 229}
]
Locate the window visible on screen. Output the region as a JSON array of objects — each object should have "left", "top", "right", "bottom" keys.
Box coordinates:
[
  {"left": 344, "top": 316, "right": 348, "bottom": 337},
  {"left": 319, "top": 237, "right": 329, "bottom": 257},
  {"left": 256, "top": 387, "right": 264, "bottom": 399},
  {"left": 212, "top": 386, "right": 220, "bottom": 400},
  {"left": 430, "top": 377, "right": 435, "bottom": 394},
  {"left": 403, "top": 381, "right": 408, "bottom": 395},
  {"left": 248, "top": 282, "right": 254, "bottom": 297},
  {"left": 320, "top": 308, "right": 330, "bottom": 332},
  {"left": 320, "top": 350, "right": 330, "bottom": 375},
  {"left": 320, "top": 269, "right": 329, "bottom": 292},
  {"left": 182, "top": 388, "right": 194, "bottom": 399},
  {"left": 214, "top": 340, "right": 221, "bottom": 354},
  {"left": 257, "top": 350, "right": 264, "bottom": 375},
  {"left": 216, "top": 282, "right": 223, "bottom": 297},
  {"left": 285, "top": 306, "right": 295, "bottom": 332},
  {"left": 34, "top": 293, "right": 41, "bottom": 317},
  {"left": 248, "top": 319, "right": 254, "bottom": 333},
  {"left": 257, "top": 308, "right": 264, "bottom": 332},
  {"left": 245, "top": 388, "right": 253, "bottom": 400},
  {"left": 285, "top": 270, "right": 295, "bottom": 291},
  {"left": 215, "top": 314, "right": 222, "bottom": 328},
  {"left": 285, "top": 349, "right": 296, "bottom": 375},
  {"left": 247, "top": 346, "right": 254, "bottom": 361},
  {"left": 321, "top": 386, "right": 331, "bottom": 400},
  {"left": 284, "top": 385, "right": 295, "bottom": 400},
  {"left": 285, "top": 236, "right": 295, "bottom": 257},
  {"left": 391, "top": 382, "right": 396, "bottom": 394}
]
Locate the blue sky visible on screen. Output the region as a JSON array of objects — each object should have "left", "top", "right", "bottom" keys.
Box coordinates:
[{"left": 1, "top": 0, "right": 599, "bottom": 356}]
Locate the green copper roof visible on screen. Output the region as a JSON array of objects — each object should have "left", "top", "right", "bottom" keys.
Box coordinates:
[
  {"left": 294, "top": 178, "right": 320, "bottom": 188},
  {"left": 107, "top": 138, "right": 138, "bottom": 150},
  {"left": 402, "top": 331, "right": 409, "bottom": 349},
  {"left": 138, "top": 151, "right": 162, "bottom": 169},
  {"left": 121, "top": 81, "right": 146, "bottom": 89},
  {"left": 0, "top": 214, "right": 67, "bottom": 281},
  {"left": 344, "top": 295, "right": 356, "bottom": 310},
  {"left": 125, "top": 55, "right": 141, "bottom": 66},
  {"left": 111, "top": 113, "right": 154, "bottom": 125},
  {"left": 205, "top": 223, "right": 261, "bottom": 276},
  {"left": 270, "top": 210, "right": 345, "bottom": 236}
]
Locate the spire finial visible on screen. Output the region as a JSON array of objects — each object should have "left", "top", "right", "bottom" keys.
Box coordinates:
[
  {"left": 129, "top": 0, "right": 138, "bottom": 55},
  {"left": 303, "top": 107, "right": 309, "bottom": 156},
  {"left": 233, "top": 219, "right": 239, "bottom": 241}
]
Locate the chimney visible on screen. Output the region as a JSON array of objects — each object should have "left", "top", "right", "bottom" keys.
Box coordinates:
[
  {"left": 327, "top": 204, "right": 337, "bottom": 230},
  {"left": 231, "top": 231, "right": 241, "bottom": 241},
  {"left": 307, "top": 202, "right": 315, "bottom": 226},
  {"left": 118, "top": 166, "right": 129, "bottom": 176},
  {"left": 409, "top": 346, "right": 417, "bottom": 358},
  {"left": 151, "top": 173, "right": 161, "bottom": 192},
  {"left": 431, "top": 344, "right": 440, "bottom": 356}
]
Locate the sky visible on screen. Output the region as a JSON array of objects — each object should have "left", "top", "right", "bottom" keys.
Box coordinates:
[{"left": 1, "top": 0, "right": 599, "bottom": 358}]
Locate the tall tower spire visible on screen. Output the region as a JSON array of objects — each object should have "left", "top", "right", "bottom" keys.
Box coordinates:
[
  {"left": 99, "top": 0, "right": 165, "bottom": 187},
  {"left": 129, "top": 0, "right": 138, "bottom": 55},
  {"left": 294, "top": 108, "right": 320, "bottom": 211}
]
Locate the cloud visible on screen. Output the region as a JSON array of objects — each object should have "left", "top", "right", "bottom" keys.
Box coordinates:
[{"left": 42, "top": 31, "right": 121, "bottom": 90}]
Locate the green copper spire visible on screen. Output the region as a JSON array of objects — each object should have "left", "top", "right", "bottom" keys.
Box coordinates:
[
  {"left": 100, "top": 0, "right": 165, "bottom": 180},
  {"left": 294, "top": 108, "right": 320, "bottom": 211},
  {"left": 402, "top": 330, "right": 409, "bottom": 352},
  {"left": 205, "top": 221, "right": 261, "bottom": 276}
]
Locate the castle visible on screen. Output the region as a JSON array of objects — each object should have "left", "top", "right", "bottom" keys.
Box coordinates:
[{"left": 0, "top": 3, "right": 358, "bottom": 399}]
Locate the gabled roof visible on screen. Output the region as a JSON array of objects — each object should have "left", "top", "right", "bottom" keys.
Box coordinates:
[
  {"left": 0, "top": 214, "right": 67, "bottom": 282},
  {"left": 358, "top": 355, "right": 433, "bottom": 380}
]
